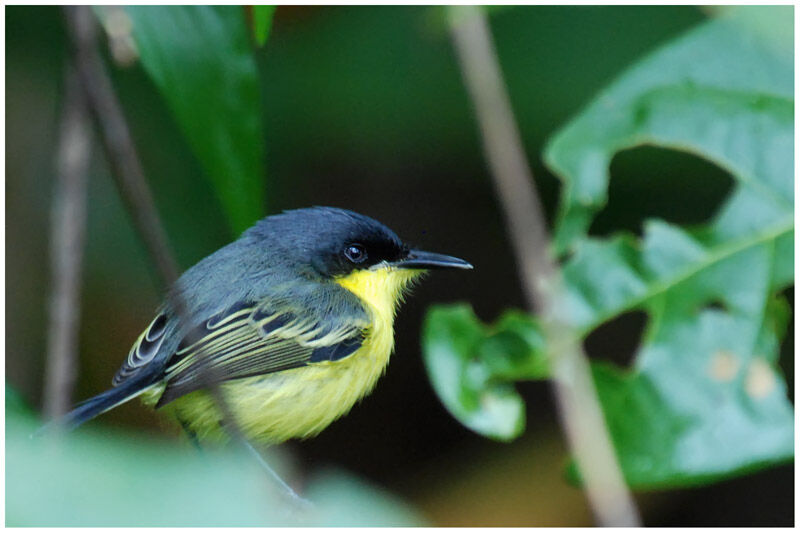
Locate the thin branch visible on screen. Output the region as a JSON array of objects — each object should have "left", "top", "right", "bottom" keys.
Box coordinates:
[
  {"left": 63, "top": 5, "right": 179, "bottom": 286},
  {"left": 61, "top": 5, "right": 244, "bottom": 444},
  {"left": 448, "top": 6, "right": 641, "bottom": 527},
  {"left": 43, "top": 66, "right": 91, "bottom": 420}
]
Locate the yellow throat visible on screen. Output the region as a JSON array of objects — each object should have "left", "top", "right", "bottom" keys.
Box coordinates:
[{"left": 335, "top": 265, "right": 422, "bottom": 323}]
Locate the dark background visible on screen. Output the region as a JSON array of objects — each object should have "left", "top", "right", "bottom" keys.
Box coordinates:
[{"left": 6, "top": 5, "right": 793, "bottom": 526}]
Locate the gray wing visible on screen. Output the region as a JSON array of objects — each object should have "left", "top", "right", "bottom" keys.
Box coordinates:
[{"left": 112, "top": 282, "right": 371, "bottom": 407}]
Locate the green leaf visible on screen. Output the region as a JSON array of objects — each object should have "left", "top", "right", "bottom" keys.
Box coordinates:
[
  {"left": 252, "top": 6, "right": 276, "bottom": 47},
  {"left": 123, "top": 6, "right": 265, "bottom": 235},
  {"left": 544, "top": 6, "right": 793, "bottom": 488},
  {"left": 545, "top": 5, "right": 792, "bottom": 254},
  {"left": 422, "top": 304, "right": 547, "bottom": 441},
  {"left": 6, "top": 388, "right": 423, "bottom": 526}
]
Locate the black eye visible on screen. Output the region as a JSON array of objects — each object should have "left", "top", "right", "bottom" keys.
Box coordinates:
[{"left": 344, "top": 244, "right": 367, "bottom": 264}]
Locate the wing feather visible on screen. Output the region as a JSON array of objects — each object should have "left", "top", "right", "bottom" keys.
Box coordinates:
[
  {"left": 112, "top": 312, "right": 170, "bottom": 386},
  {"left": 155, "top": 299, "right": 368, "bottom": 406}
]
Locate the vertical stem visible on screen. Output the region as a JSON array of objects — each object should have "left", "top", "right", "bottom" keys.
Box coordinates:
[
  {"left": 43, "top": 66, "right": 92, "bottom": 420},
  {"left": 448, "top": 6, "right": 641, "bottom": 526}
]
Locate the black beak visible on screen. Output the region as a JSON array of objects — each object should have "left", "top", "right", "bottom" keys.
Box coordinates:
[{"left": 391, "top": 249, "right": 473, "bottom": 270}]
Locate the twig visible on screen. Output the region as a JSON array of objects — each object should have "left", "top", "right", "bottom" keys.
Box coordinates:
[
  {"left": 43, "top": 66, "right": 91, "bottom": 420},
  {"left": 63, "top": 5, "right": 179, "bottom": 286},
  {"left": 448, "top": 6, "right": 641, "bottom": 527},
  {"left": 61, "top": 5, "right": 244, "bottom": 445}
]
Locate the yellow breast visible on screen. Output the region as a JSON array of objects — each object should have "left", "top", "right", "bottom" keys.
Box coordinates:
[{"left": 160, "top": 267, "right": 420, "bottom": 443}]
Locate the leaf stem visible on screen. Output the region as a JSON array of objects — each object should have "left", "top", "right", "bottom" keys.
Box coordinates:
[{"left": 448, "top": 5, "right": 641, "bottom": 526}]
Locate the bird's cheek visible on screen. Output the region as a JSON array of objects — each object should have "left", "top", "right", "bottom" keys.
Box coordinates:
[{"left": 310, "top": 254, "right": 343, "bottom": 277}]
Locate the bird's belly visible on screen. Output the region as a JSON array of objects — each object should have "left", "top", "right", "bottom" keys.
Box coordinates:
[{"left": 162, "top": 320, "right": 395, "bottom": 444}]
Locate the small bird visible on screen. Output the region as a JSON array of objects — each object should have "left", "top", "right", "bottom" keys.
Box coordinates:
[{"left": 62, "top": 207, "right": 472, "bottom": 444}]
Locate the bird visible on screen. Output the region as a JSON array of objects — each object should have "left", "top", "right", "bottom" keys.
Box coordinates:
[{"left": 60, "top": 206, "right": 472, "bottom": 445}]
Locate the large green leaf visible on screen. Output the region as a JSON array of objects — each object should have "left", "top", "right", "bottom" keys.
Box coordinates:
[
  {"left": 6, "top": 389, "right": 423, "bottom": 526},
  {"left": 543, "top": 6, "right": 793, "bottom": 488},
  {"left": 423, "top": 305, "right": 547, "bottom": 441},
  {"left": 123, "top": 6, "right": 265, "bottom": 235}
]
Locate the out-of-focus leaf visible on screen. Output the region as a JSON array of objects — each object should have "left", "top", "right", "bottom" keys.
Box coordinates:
[
  {"left": 544, "top": 6, "right": 793, "bottom": 488},
  {"left": 304, "top": 470, "right": 424, "bottom": 526},
  {"left": 422, "top": 304, "right": 547, "bottom": 441},
  {"left": 123, "top": 6, "right": 265, "bottom": 235},
  {"left": 6, "top": 388, "right": 423, "bottom": 526},
  {"left": 252, "top": 6, "right": 276, "bottom": 47},
  {"left": 6, "top": 386, "right": 30, "bottom": 415}
]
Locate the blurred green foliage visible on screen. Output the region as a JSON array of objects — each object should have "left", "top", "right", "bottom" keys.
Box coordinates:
[
  {"left": 252, "top": 6, "right": 277, "bottom": 47},
  {"left": 424, "top": 6, "right": 793, "bottom": 489},
  {"left": 7, "top": 388, "right": 423, "bottom": 526},
  {"left": 120, "top": 6, "right": 265, "bottom": 235}
]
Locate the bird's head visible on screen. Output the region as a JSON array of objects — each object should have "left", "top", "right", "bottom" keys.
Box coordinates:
[{"left": 245, "top": 206, "right": 472, "bottom": 309}]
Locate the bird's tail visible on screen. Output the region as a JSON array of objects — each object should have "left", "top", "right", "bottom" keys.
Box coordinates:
[{"left": 42, "top": 374, "right": 157, "bottom": 434}]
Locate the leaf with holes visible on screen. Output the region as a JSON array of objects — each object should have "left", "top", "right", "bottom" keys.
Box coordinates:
[
  {"left": 422, "top": 304, "right": 547, "bottom": 441},
  {"left": 544, "top": 6, "right": 793, "bottom": 488},
  {"left": 122, "top": 6, "right": 265, "bottom": 235}
]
